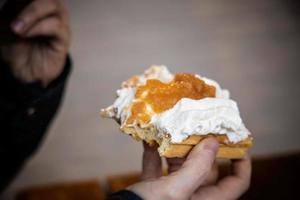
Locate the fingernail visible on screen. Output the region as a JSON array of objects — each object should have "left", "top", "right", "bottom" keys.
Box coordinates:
[
  {"left": 203, "top": 138, "right": 219, "bottom": 152},
  {"left": 12, "top": 20, "right": 25, "bottom": 33}
]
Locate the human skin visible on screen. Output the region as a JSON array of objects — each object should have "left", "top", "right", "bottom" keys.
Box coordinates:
[
  {"left": 0, "top": 0, "right": 71, "bottom": 86},
  {"left": 128, "top": 138, "right": 251, "bottom": 200}
]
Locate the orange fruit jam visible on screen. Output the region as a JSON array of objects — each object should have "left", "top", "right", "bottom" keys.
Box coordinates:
[{"left": 126, "top": 73, "right": 216, "bottom": 125}]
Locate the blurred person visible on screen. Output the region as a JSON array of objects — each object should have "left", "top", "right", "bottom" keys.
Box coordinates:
[
  {"left": 0, "top": 0, "right": 71, "bottom": 192},
  {"left": 0, "top": 0, "right": 251, "bottom": 199}
]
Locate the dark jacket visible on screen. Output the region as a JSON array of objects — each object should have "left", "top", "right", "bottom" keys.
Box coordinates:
[
  {"left": 0, "top": 57, "right": 71, "bottom": 192},
  {"left": 0, "top": 58, "right": 142, "bottom": 199}
]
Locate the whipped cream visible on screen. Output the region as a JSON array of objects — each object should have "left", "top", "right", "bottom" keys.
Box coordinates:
[
  {"left": 200, "top": 76, "right": 230, "bottom": 99},
  {"left": 113, "top": 87, "right": 136, "bottom": 124},
  {"left": 151, "top": 98, "right": 250, "bottom": 143}
]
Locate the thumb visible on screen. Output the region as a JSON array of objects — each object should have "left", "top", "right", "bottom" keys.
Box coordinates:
[{"left": 166, "top": 138, "right": 219, "bottom": 196}]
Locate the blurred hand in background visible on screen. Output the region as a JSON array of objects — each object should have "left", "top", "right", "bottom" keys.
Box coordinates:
[
  {"left": 0, "top": 0, "right": 71, "bottom": 86},
  {"left": 0, "top": 0, "right": 71, "bottom": 193},
  {"left": 129, "top": 138, "right": 251, "bottom": 200}
]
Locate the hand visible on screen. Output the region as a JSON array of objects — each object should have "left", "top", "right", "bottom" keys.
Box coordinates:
[
  {"left": 0, "top": 0, "right": 71, "bottom": 86},
  {"left": 128, "top": 138, "right": 251, "bottom": 200}
]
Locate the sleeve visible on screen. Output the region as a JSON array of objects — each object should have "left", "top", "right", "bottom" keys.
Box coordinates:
[
  {"left": 107, "top": 190, "right": 143, "bottom": 200},
  {"left": 0, "top": 56, "right": 72, "bottom": 193},
  {"left": 0, "top": 56, "right": 71, "bottom": 104}
]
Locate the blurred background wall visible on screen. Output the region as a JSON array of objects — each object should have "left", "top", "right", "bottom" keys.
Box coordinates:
[{"left": 3, "top": 0, "right": 300, "bottom": 198}]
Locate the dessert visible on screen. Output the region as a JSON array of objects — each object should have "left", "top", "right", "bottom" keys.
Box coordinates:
[{"left": 101, "top": 66, "right": 252, "bottom": 158}]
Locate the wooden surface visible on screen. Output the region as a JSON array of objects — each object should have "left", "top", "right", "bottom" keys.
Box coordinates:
[
  {"left": 241, "top": 152, "right": 300, "bottom": 199},
  {"left": 16, "top": 180, "right": 105, "bottom": 200},
  {"left": 107, "top": 172, "right": 141, "bottom": 194}
]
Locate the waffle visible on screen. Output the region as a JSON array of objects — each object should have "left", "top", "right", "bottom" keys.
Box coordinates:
[{"left": 119, "top": 123, "right": 252, "bottom": 159}]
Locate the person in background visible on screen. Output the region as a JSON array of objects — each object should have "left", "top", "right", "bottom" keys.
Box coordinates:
[
  {"left": 0, "top": 0, "right": 71, "bottom": 192},
  {"left": 0, "top": 0, "right": 251, "bottom": 199}
]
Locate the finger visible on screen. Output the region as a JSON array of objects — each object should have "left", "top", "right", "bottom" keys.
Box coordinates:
[
  {"left": 166, "top": 138, "right": 219, "bottom": 196},
  {"left": 192, "top": 163, "right": 218, "bottom": 198},
  {"left": 141, "top": 142, "right": 162, "bottom": 180},
  {"left": 11, "top": 0, "right": 62, "bottom": 34},
  {"left": 191, "top": 163, "right": 219, "bottom": 199},
  {"left": 192, "top": 154, "right": 251, "bottom": 200},
  {"left": 201, "top": 161, "right": 219, "bottom": 185},
  {"left": 25, "top": 16, "right": 70, "bottom": 51},
  {"left": 58, "top": 1, "right": 70, "bottom": 24},
  {"left": 166, "top": 158, "right": 186, "bottom": 174},
  {"left": 216, "top": 153, "right": 252, "bottom": 199}
]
